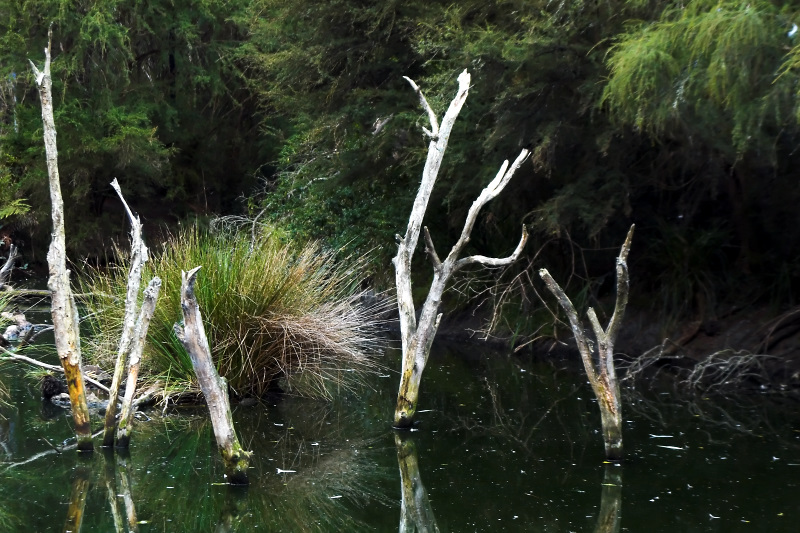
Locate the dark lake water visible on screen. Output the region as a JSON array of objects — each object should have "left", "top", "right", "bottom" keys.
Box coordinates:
[{"left": 1, "top": 341, "right": 798, "bottom": 532}]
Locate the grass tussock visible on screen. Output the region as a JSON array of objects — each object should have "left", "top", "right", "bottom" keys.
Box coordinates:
[{"left": 81, "top": 227, "right": 391, "bottom": 399}]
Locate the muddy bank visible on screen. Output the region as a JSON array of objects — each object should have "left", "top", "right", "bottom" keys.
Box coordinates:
[{"left": 431, "top": 303, "right": 800, "bottom": 392}]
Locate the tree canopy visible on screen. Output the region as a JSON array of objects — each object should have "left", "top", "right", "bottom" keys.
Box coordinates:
[{"left": 3, "top": 0, "right": 800, "bottom": 326}]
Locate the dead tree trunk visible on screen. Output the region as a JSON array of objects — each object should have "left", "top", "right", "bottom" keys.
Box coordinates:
[
  {"left": 103, "top": 178, "right": 149, "bottom": 447},
  {"left": 538, "top": 225, "right": 634, "bottom": 460},
  {"left": 393, "top": 69, "right": 529, "bottom": 428},
  {"left": 174, "top": 267, "right": 252, "bottom": 484},
  {"left": 29, "top": 28, "right": 93, "bottom": 452},
  {"left": 0, "top": 243, "right": 19, "bottom": 286},
  {"left": 115, "top": 277, "right": 161, "bottom": 448}
]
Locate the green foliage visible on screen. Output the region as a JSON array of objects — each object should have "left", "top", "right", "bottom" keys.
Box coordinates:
[
  {"left": 81, "top": 227, "right": 388, "bottom": 399},
  {"left": 0, "top": 0, "right": 270, "bottom": 256},
  {"left": 602, "top": 0, "right": 799, "bottom": 157}
]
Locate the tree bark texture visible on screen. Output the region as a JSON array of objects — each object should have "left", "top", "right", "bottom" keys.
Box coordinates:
[
  {"left": 0, "top": 243, "right": 18, "bottom": 286},
  {"left": 103, "top": 178, "right": 149, "bottom": 447},
  {"left": 30, "top": 28, "right": 93, "bottom": 451},
  {"left": 115, "top": 277, "right": 161, "bottom": 448},
  {"left": 174, "top": 267, "right": 252, "bottom": 484},
  {"left": 392, "top": 70, "right": 529, "bottom": 428},
  {"left": 538, "top": 225, "right": 634, "bottom": 460}
]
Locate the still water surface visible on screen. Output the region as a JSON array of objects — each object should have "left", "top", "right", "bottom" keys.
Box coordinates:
[{"left": 1, "top": 342, "right": 798, "bottom": 531}]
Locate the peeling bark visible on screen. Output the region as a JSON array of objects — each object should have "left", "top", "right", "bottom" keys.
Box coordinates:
[
  {"left": 174, "top": 267, "right": 252, "bottom": 484},
  {"left": 103, "top": 178, "right": 149, "bottom": 447},
  {"left": 393, "top": 70, "right": 529, "bottom": 427},
  {"left": 115, "top": 277, "right": 161, "bottom": 448},
  {"left": 30, "top": 27, "right": 92, "bottom": 451},
  {"left": 539, "top": 225, "right": 634, "bottom": 460}
]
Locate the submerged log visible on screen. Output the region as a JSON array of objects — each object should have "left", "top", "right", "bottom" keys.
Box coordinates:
[
  {"left": 29, "top": 27, "right": 92, "bottom": 451},
  {"left": 174, "top": 266, "right": 252, "bottom": 484}
]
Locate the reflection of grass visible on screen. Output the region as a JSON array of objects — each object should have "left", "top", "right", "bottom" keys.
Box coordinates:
[
  {"left": 81, "top": 228, "right": 389, "bottom": 399},
  {"left": 119, "top": 400, "right": 392, "bottom": 532}
]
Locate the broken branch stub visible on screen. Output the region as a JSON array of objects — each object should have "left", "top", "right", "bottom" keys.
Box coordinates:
[
  {"left": 174, "top": 266, "right": 252, "bottom": 484},
  {"left": 392, "top": 69, "right": 529, "bottom": 428}
]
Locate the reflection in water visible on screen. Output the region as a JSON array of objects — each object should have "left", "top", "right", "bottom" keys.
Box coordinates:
[
  {"left": 594, "top": 465, "right": 622, "bottom": 533},
  {"left": 215, "top": 486, "right": 248, "bottom": 533},
  {"left": 395, "top": 432, "right": 439, "bottom": 533},
  {"left": 116, "top": 451, "right": 139, "bottom": 533},
  {"left": 102, "top": 449, "right": 140, "bottom": 533},
  {"left": 63, "top": 466, "right": 90, "bottom": 533}
]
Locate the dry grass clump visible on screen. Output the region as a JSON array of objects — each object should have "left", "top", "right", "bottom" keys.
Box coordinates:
[{"left": 81, "top": 227, "right": 390, "bottom": 399}]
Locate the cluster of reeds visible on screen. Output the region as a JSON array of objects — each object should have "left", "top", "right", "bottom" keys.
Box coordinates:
[{"left": 81, "top": 227, "right": 390, "bottom": 399}]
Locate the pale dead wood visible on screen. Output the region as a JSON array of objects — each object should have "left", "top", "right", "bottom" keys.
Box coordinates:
[
  {"left": 538, "top": 225, "right": 634, "bottom": 460},
  {"left": 103, "top": 178, "right": 149, "bottom": 447},
  {"left": 174, "top": 266, "right": 252, "bottom": 484},
  {"left": 116, "top": 277, "right": 161, "bottom": 448},
  {"left": 392, "top": 69, "right": 529, "bottom": 428},
  {"left": 29, "top": 27, "right": 92, "bottom": 451}
]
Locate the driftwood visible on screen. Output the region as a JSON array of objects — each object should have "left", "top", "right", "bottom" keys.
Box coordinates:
[
  {"left": 116, "top": 277, "right": 161, "bottom": 448},
  {"left": 538, "top": 225, "right": 634, "bottom": 460},
  {"left": 103, "top": 178, "right": 150, "bottom": 447},
  {"left": 392, "top": 69, "right": 528, "bottom": 428},
  {"left": 173, "top": 266, "right": 252, "bottom": 484},
  {"left": 29, "top": 27, "right": 92, "bottom": 451}
]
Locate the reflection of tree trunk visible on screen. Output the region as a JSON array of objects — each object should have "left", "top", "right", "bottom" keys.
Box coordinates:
[
  {"left": 63, "top": 467, "right": 90, "bottom": 533},
  {"left": 594, "top": 465, "right": 622, "bottom": 533},
  {"left": 394, "top": 433, "right": 439, "bottom": 533},
  {"left": 116, "top": 450, "right": 139, "bottom": 533},
  {"left": 102, "top": 450, "right": 125, "bottom": 533},
  {"left": 215, "top": 487, "right": 248, "bottom": 533}
]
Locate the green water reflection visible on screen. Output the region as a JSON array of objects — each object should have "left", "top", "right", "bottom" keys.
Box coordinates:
[{"left": 1, "top": 343, "right": 798, "bottom": 531}]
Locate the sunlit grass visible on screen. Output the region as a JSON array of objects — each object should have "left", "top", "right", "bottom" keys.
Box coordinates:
[{"left": 80, "top": 227, "right": 390, "bottom": 399}]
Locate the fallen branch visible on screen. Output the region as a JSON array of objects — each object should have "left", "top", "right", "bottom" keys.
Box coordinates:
[
  {"left": 0, "top": 347, "right": 110, "bottom": 393},
  {"left": 0, "top": 244, "right": 19, "bottom": 286}
]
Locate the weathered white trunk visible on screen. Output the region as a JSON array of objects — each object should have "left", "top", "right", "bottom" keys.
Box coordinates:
[
  {"left": 103, "top": 178, "right": 149, "bottom": 447},
  {"left": 174, "top": 267, "right": 252, "bottom": 484},
  {"left": 538, "top": 225, "right": 634, "bottom": 460},
  {"left": 115, "top": 277, "right": 161, "bottom": 448},
  {"left": 0, "top": 243, "right": 18, "bottom": 286},
  {"left": 29, "top": 29, "right": 92, "bottom": 451},
  {"left": 393, "top": 70, "right": 529, "bottom": 428}
]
